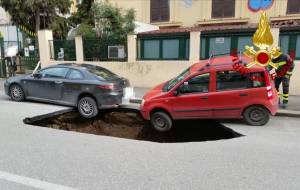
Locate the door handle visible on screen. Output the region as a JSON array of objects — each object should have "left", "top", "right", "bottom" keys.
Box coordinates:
[
  {"left": 55, "top": 81, "right": 63, "bottom": 84},
  {"left": 240, "top": 93, "right": 248, "bottom": 97},
  {"left": 200, "top": 96, "right": 208, "bottom": 100}
]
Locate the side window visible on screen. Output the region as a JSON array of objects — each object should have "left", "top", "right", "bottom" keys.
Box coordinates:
[
  {"left": 180, "top": 73, "right": 210, "bottom": 94},
  {"left": 39, "top": 67, "right": 69, "bottom": 79},
  {"left": 250, "top": 72, "right": 266, "bottom": 88},
  {"left": 68, "top": 69, "right": 84, "bottom": 80},
  {"left": 216, "top": 71, "right": 247, "bottom": 91}
]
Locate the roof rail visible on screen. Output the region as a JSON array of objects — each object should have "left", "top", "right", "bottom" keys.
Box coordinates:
[
  {"left": 203, "top": 51, "right": 246, "bottom": 70},
  {"left": 208, "top": 52, "right": 233, "bottom": 65}
]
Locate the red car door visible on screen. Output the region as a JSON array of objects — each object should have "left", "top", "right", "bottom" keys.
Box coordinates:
[
  {"left": 208, "top": 70, "right": 250, "bottom": 118},
  {"left": 170, "top": 72, "right": 213, "bottom": 119}
]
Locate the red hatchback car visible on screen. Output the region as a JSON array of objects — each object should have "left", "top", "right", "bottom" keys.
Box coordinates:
[{"left": 140, "top": 56, "right": 278, "bottom": 132}]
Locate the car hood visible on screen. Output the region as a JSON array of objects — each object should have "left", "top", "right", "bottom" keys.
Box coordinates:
[
  {"left": 6, "top": 74, "right": 29, "bottom": 82},
  {"left": 143, "top": 82, "right": 167, "bottom": 101}
]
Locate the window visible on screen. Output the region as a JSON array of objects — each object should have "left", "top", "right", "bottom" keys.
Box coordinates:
[
  {"left": 209, "top": 37, "right": 231, "bottom": 56},
  {"left": 216, "top": 71, "right": 247, "bottom": 91},
  {"left": 82, "top": 64, "right": 118, "bottom": 80},
  {"left": 279, "top": 32, "right": 300, "bottom": 60},
  {"left": 287, "top": 0, "right": 300, "bottom": 14},
  {"left": 237, "top": 36, "right": 253, "bottom": 53},
  {"left": 200, "top": 33, "right": 254, "bottom": 59},
  {"left": 39, "top": 67, "right": 69, "bottom": 79},
  {"left": 200, "top": 38, "right": 207, "bottom": 59},
  {"left": 140, "top": 36, "right": 190, "bottom": 60},
  {"left": 68, "top": 69, "right": 84, "bottom": 80},
  {"left": 162, "top": 39, "right": 179, "bottom": 59},
  {"left": 279, "top": 35, "right": 289, "bottom": 55},
  {"left": 296, "top": 35, "right": 300, "bottom": 58},
  {"left": 151, "top": 0, "right": 170, "bottom": 22},
  {"left": 249, "top": 72, "right": 266, "bottom": 88},
  {"left": 144, "top": 40, "right": 160, "bottom": 59},
  {"left": 212, "top": 0, "right": 235, "bottom": 18},
  {"left": 180, "top": 73, "right": 210, "bottom": 94},
  {"left": 164, "top": 67, "right": 191, "bottom": 91}
]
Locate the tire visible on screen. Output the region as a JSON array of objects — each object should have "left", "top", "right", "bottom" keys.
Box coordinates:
[
  {"left": 10, "top": 84, "right": 25, "bottom": 102},
  {"left": 150, "top": 111, "right": 173, "bottom": 132},
  {"left": 78, "top": 97, "right": 98, "bottom": 118},
  {"left": 243, "top": 106, "right": 270, "bottom": 126}
]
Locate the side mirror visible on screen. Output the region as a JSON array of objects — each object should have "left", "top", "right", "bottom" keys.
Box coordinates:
[
  {"left": 33, "top": 73, "right": 42, "bottom": 79},
  {"left": 173, "top": 90, "right": 179, "bottom": 96}
]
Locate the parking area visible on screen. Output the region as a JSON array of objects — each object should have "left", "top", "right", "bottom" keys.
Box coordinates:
[{"left": 0, "top": 88, "right": 300, "bottom": 190}]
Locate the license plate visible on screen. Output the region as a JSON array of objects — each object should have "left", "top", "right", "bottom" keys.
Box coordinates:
[{"left": 122, "top": 87, "right": 135, "bottom": 104}]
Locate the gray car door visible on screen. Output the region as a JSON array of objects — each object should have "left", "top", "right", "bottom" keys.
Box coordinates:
[
  {"left": 26, "top": 67, "right": 69, "bottom": 101},
  {"left": 61, "top": 69, "right": 86, "bottom": 105}
]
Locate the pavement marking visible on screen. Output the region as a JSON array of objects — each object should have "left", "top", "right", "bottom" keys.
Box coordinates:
[{"left": 0, "top": 170, "right": 78, "bottom": 190}]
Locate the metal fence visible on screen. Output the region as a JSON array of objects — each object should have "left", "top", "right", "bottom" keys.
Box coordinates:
[
  {"left": 0, "top": 56, "right": 40, "bottom": 78},
  {"left": 20, "top": 56, "right": 40, "bottom": 72},
  {"left": 83, "top": 38, "right": 127, "bottom": 62},
  {"left": 49, "top": 39, "right": 76, "bottom": 61}
]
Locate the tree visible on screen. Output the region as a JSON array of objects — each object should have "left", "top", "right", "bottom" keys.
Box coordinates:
[
  {"left": 69, "top": 0, "right": 94, "bottom": 26},
  {"left": 0, "top": 0, "right": 72, "bottom": 34},
  {"left": 91, "top": 2, "right": 136, "bottom": 43}
]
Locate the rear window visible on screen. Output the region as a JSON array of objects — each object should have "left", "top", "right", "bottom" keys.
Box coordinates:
[
  {"left": 249, "top": 72, "right": 266, "bottom": 88},
  {"left": 81, "top": 64, "right": 118, "bottom": 80}
]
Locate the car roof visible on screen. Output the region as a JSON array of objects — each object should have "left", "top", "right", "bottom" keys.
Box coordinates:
[
  {"left": 190, "top": 55, "right": 266, "bottom": 74},
  {"left": 47, "top": 63, "right": 99, "bottom": 71}
]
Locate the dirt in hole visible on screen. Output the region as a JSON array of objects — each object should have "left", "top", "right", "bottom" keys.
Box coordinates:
[{"left": 27, "top": 109, "right": 243, "bottom": 143}]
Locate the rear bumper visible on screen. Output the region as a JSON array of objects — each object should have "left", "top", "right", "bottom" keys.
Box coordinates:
[
  {"left": 269, "top": 99, "right": 279, "bottom": 116},
  {"left": 96, "top": 92, "right": 123, "bottom": 109}
]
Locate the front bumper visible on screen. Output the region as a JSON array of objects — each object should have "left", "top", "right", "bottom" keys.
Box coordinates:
[
  {"left": 139, "top": 104, "right": 149, "bottom": 120},
  {"left": 4, "top": 81, "right": 9, "bottom": 96}
]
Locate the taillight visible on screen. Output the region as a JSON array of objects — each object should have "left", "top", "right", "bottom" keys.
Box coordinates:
[
  {"left": 266, "top": 85, "right": 273, "bottom": 99},
  {"left": 264, "top": 71, "right": 273, "bottom": 99},
  {"left": 96, "top": 84, "right": 114, "bottom": 90}
]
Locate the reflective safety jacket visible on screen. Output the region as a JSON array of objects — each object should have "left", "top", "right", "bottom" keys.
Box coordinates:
[{"left": 271, "top": 54, "right": 295, "bottom": 78}]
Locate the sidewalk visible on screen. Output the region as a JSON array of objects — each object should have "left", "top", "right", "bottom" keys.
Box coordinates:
[{"left": 133, "top": 87, "right": 300, "bottom": 117}]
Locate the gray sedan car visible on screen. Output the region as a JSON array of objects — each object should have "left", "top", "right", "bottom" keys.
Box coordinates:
[{"left": 4, "top": 63, "right": 130, "bottom": 118}]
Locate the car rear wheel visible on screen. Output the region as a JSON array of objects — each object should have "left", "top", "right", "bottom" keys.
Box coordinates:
[
  {"left": 151, "top": 111, "right": 173, "bottom": 132},
  {"left": 243, "top": 106, "right": 270, "bottom": 126},
  {"left": 10, "top": 84, "right": 25, "bottom": 102},
  {"left": 78, "top": 97, "right": 98, "bottom": 118}
]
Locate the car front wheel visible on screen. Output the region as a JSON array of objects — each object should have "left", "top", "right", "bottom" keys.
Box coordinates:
[
  {"left": 78, "top": 97, "right": 98, "bottom": 118},
  {"left": 10, "top": 84, "right": 25, "bottom": 102},
  {"left": 243, "top": 106, "right": 270, "bottom": 126},
  {"left": 151, "top": 111, "right": 173, "bottom": 132}
]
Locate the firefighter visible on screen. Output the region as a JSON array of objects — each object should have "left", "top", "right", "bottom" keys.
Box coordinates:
[{"left": 271, "top": 47, "right": 295, "bottom": 108}]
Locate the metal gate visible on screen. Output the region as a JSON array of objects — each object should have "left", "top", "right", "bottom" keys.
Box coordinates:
[{"left": 0, "top": 38, "right": 40, "bottom": 78}]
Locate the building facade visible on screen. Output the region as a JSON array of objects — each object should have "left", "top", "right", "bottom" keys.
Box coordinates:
[
  {"left": 102, "top": 0, "right": 300, "bottom": 60},
  {"left": 44, "top": 0, "right": 300, "bottom": 94}
]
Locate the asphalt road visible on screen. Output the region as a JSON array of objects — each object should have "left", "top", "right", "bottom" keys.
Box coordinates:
[{"left": 0, "top": 90, "right": 300, "bottom": 190}]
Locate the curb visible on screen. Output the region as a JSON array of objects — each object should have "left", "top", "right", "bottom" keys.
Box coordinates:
[{"left": 276, "top": 110, "right": 300, "bottom": 118}]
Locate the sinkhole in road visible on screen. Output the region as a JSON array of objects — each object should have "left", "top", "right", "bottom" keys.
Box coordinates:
[{"left": 24, "top": 109, "right": 243, "bottom": 143}]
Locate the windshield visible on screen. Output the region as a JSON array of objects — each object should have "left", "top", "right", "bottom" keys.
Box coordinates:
[
  {"left": 164, "top": 67, "right": 191, "bottom": 92},
  {"left": 81, "top": 64, "right": 118, "bottom": 80}
]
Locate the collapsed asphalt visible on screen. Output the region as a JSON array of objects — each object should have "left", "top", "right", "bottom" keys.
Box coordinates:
[{"left": 24, "top": 109, "right": 243, "bottom": 143}]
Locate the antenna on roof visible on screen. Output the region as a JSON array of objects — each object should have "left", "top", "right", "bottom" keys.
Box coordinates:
[{"left": 208, "top": 53, "right": 214, "bottom": 66}]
